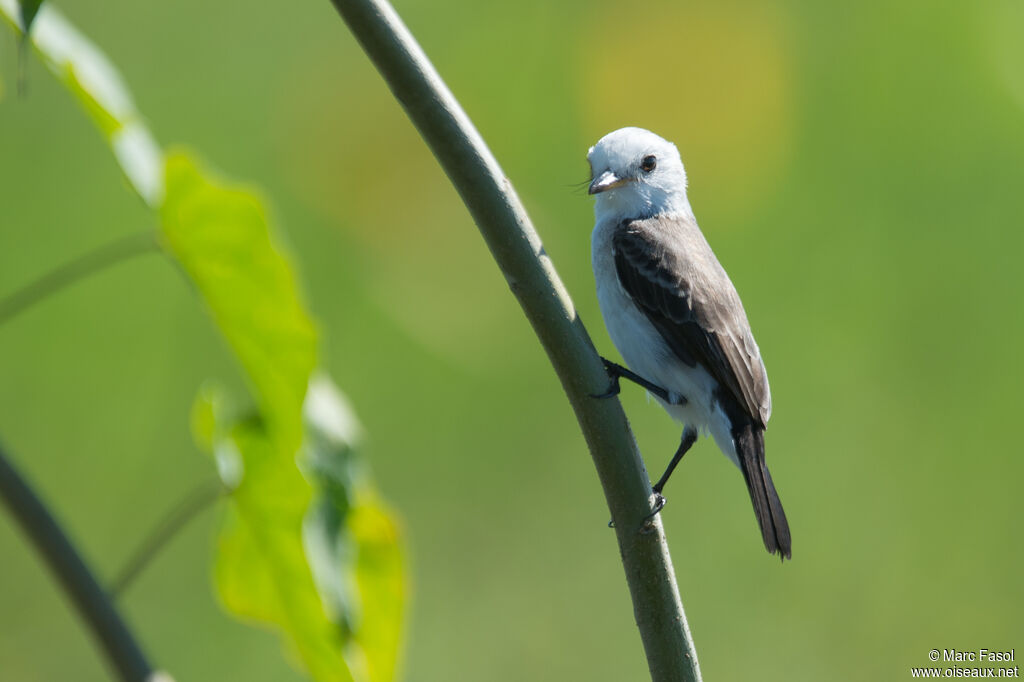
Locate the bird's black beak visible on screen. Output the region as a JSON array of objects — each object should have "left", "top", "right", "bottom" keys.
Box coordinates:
[{"left": 588, "top": 170, "right": 628, "bottom": 195}]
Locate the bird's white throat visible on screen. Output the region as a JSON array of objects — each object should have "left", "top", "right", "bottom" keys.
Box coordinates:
[{"left": 588, "top": 126, "right": 693, "bottom": 221}]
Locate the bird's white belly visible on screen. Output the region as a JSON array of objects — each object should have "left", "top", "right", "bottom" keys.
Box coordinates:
[{"left": 592, "top": 221, "right": 740, "bottom": 466}]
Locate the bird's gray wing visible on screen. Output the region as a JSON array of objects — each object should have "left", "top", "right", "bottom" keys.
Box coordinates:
[{"left": 612, "top": 215, "right": 771, "bottom": 426}]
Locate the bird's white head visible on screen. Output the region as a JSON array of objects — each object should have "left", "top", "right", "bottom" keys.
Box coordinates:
[{"left": 587, "top": 127, "right": 690, "bottom": 219}]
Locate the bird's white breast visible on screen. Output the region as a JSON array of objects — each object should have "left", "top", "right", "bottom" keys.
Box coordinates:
[{"left": 591, "top": 215, "right": 741, "bottom": 466}]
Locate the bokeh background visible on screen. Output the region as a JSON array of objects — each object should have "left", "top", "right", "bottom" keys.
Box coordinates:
[{"left": 2, "top": 0, "right": 1022, "bottom": 679}]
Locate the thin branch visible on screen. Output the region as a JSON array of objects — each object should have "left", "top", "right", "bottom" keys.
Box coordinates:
[
  {"left": 0, "top": 441, "right": 154, "bottom": 682},
  {"left": 0, "top": 230, "right": 159, "bottom": 327},
  {"left": 325, "top": 2, "right": 702, "bottom": 680},
  {"left": 109, "top": 478, "right": 225, "bottom": 599}
]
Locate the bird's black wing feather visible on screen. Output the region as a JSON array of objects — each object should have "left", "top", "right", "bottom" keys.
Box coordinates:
[{"left": 612, "top": 215, "right": 771, "bottom": 427}]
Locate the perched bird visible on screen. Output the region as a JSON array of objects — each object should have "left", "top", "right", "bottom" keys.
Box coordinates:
[{"left": 587, "top": 127, "right": 791, "bottom": 559}]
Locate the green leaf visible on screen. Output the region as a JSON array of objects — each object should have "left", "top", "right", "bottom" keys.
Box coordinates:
[
  {"left": 164, "top": 165, "right": 405, "bottom": 680},
  {"left": 0, "top": 0, "right": 164, "bottom": 205},
  {"left": 346, "top": 496, "right": 405, "bottom": 682},
  {"left": 189, "top": 383, "right": 221, "bottom": 454},
  {"left": 2, "top": 7, "right": 406, "bottom": 678},
  {"left": 194, "top": 377, "right": 406, "bottom": 682},
  {"left": 190, "top": 383, "right": 247, "bottom": 490},
  {"left": 213, "top": 416, "right": 356, "bottom": 682},
  {"left": 302, "top": 376, "right": 406, "bottom": 682},
  {"left": 161, "top": 151, "right": 318, "bottom": 456}
]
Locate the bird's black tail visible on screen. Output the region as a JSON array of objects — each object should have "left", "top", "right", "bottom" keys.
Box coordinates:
[{"left": 734, "top": 423, "right": 791, "bottom": 560}]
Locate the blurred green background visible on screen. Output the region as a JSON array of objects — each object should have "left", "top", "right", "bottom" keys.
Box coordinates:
[{"left": 1, "top": 0, "right": 1022, "bottom": 680}]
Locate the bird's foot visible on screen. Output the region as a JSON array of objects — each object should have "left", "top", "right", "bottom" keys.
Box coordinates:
[
  {"left": 634, "top": 493, "right": 667, "bottom": 532},
  {"left": 591, "top": 360, "right": 622, "bottom": 399},
  {"left": 606, "top": 491, "right": 666, "bottom": 531},
  {"left": 646, "top": 492, "right": 666, "bottom": 519},
  {"left": 591, "top": 357, "right": 634, "bottom": 399},
  {"left": 638, "top": 492, "right": 667, "bottom": 534},
  {"left": 608, "top": 493, "right": 667, "bottom": 533}
]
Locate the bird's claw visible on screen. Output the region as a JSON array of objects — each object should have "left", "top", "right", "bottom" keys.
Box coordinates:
[
  {"left": 591, "top": 380, "right": 621, "bottom": 399},
  {"left": 611, "top": 493, "right": 667, "bottom": 534},
  {"left": 591, "top": 359, "right": 621, "bottom": 399},
  {"left": 639, "top": 493, "right": 667, "bottom": 533},
  {"left": 591, "top": 358, "right": 623, "bottom": 398}
]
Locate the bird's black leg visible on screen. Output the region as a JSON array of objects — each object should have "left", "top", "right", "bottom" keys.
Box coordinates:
[
  {"left": 641, "top": 428, "right": 698, "bottom": 525},
  {"left": 610, "top": 425, "right": 696, "bottom": 530},
  {"left": 652, "top": 427, "right": 698, "bottom": 496},
  {"left": 592, "top": 357, "right": 687, "bottom": 406}
]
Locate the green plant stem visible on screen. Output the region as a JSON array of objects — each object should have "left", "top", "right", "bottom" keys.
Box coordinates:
[
  {"left": 0, "top": 442, "right": 154, "bottom": 682},
  {"left": 325, "top": 1, "right": 702, "bottom": 680},
  {"left": 110, "top": 478, "right": 225, "bottom": 598},
  {"left": 0, "top": 230, "right": 159, "bottom": 327}
]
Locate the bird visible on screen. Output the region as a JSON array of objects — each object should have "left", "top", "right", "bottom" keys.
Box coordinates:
[{"left": 587, "top": 126, "right": 791, "bottom": 559}]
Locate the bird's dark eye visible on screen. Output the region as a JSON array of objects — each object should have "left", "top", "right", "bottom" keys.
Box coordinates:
[{"left": 641, "top": 155, "right": 657, "bottom": 173}]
